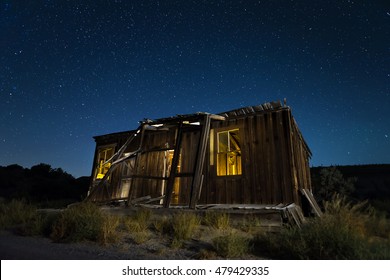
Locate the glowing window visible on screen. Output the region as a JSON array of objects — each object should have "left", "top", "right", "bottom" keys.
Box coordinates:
[
  {"left": 217, "top": 129, "right": 242, "bottom": 176},
  {"left": 95, "top": 147, "right": 114, "bottom": 179}
]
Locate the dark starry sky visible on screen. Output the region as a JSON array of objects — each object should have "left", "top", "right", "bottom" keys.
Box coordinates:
[{"left": 1, "top": 0, "right": 389, "bottom": 177}]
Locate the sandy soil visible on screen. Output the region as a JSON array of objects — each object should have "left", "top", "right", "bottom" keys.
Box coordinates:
[
  {"left": 0, "top": 207, "right": 265, "bottom": 260},
  {"left": 0, "top": 230, "right": 197, "bottom": 260}
]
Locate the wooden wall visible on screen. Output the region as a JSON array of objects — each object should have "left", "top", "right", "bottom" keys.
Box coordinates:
[
  {"left": 88, "top": 107, "right": 312, "bottom": 208},
  {"left": 199, "top": 108, "right": 311, "bottom": 206}
]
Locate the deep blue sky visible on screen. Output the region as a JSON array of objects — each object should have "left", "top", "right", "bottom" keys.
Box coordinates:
[{"left": 1, "top": 0, "right": 389, "bottom": 178}]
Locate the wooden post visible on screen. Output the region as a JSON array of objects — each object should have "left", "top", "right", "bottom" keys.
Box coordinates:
[
  {"left": 126, "top": 124, "right": 147, "bottom": 206},
  {"left": 163, "top": 122, "right": 183, "bottom": 208},
  {"left": 189, "top": 114, "right": 211, "bottom": 209},
  {"left": 286, "top": 110, "right": 299, "bottom": 204}
]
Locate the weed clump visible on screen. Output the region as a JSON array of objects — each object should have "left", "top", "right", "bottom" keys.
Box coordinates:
[
  {"left": 172, "top": 211, "right": 200, "bottom": 241},
  {"left": 212, "top": 230, "right": 251, "bottom": 258},
  {"left": 0, "top": 200, "right": 38, "bottom": 229},
  {"left": 203, "top": 211, "right": 230, "bottom": 231},
  {"left": 123, "top": 208, "right": 152, "bottom": 244},
  {"left": 99, "top": 214, "right": 120, "bottom": 245},
  {"left": 124, "top": 208, "right": 151, "bottom": 232},
  {"left": 50, "top": 202, "right": 121, "bottom": 245},
  {"left": 253, "top": 195, "right": 390, "bottom": 259}
]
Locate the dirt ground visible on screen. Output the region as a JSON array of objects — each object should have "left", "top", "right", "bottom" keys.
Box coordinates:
[
  {"left": 0, "top": 229, "right": 198, "bottom": 260},
  {"left": 0, "top": 206, "right": 267, "bottom": 260}
]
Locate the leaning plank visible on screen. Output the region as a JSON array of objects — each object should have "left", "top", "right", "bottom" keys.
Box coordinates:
[
  {"left": 163, "top": 122, "right": 183, "bottom": 208},
  {"left": 285, "top": 204, "right": 305, "bottom": 228},
  {"left": 190, "top": 114, "right": 211, "bottom": 208},
  {"left": 130, "top": 195, "right": 152, "bottom": 204},
  {"left": 144, "top": 195, "right": 165, "bottom": 204},
  {"left": 300, "top": 188, "right": 323, "bottom": 217}
]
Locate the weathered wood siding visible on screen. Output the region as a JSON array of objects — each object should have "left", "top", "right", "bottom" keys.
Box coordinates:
[
  {"left": 88, "top": 107, "right": 312, "bottom": 208},
  {"left": 199, "top": 108, "right": 311, "bottom": 206}
]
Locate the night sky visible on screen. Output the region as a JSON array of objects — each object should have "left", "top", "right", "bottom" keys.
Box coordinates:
[{"left": 1, "top": 1, "right": 389, "bottom": 178}]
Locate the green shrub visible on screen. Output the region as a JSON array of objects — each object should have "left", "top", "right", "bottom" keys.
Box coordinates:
[
  {"left": 314, "top": 166, "right": 356, "bottom": 203},
  {"left": 50, "top": 202, "right": 104, "bottom": 242},
  {"left": 212, "top": 231, "right": 251, "bottom": 258}
]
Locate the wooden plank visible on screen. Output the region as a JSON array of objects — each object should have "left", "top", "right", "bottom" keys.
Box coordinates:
[
  {"left": 300, "top": 188, "right": 323, "bottom": 217},
  {"left": 127, "top": 125, "right": 147, "bottom": 205},
  {"left": 190, "top": 114, "right": 211, "bottom": 208},
  {"left": 131, "top": 195, "right": 151, "bottom": 204},
  {"left": 258, "top": 114, "right": 268, "bottom": 204},
  {"left": 286, "top": 110, "right": 299, "bottom": 204},
  {"left": 163, "top": 122, "right": 183, "bottom": 208},
  {"left": 266, "top": 113, "right": 275, "bottom": 203},
  {"left": 276, "top": 110, "right": 290, "bottom": 203}
]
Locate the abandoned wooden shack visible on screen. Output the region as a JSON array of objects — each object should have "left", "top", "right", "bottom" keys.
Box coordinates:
[{"left": 86, "top": 101, "right": 320, "bottom": 220}]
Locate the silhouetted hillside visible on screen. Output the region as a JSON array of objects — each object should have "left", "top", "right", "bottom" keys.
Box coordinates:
[
  {"left": 0, "top": 163, "right": 90, "bottom": 207},
  {"left": 312, "top": 164, "right": 390, "bottom": 199}
]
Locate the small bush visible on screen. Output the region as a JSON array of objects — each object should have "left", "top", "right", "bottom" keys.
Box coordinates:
[
  {"left": 50, "top": 202, "right": 104, "bottom": 242},
  {"left": 124, "top": 208, "right": 151, "bottom": 233},
  {"left": 253, "top": 195, "right": 390, "bottom": 259},
  {"left": 153, "top": 215, "right": 171, "bottom": 234},
  {"left": 237, "top": 216, "right": 262, "bottom": 234},
  {"left": 98, "top": 214, "right": 120, "bottom": 245},
  {"left": 212, "top": 231, "right": 251, "bottom": 258},
  {"left": 171, "top": 211, "right": 200, "bottom": 241},
  {"left": 123, "top": 208, "right": 152, "bottom": 244},
  {"left": 203, "top": 211, "right": 230, "bottom": 231},
  {"left": 197, "top": 249, "right": 217, "bottom": 260},
  {"left": 18, "top": 212, "right": 49, "bottom": 236},
  {"left": 314, "top": 166, "right": 356, "bottom": 203},
  {"left": 132, "top": 231, "right": 151, "bottom": 244},
  {"left": 0, "top": 200, "right": 38, "bottom": 229}
]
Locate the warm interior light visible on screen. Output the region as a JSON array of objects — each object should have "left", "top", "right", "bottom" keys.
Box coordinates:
[
  {"left": 216, "top": 129, "right": 242, "bottom": 176},
  {"left": 95, "top": 147, "right": 114, "bottom": 179}
]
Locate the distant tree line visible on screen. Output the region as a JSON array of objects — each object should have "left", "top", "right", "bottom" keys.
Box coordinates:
[
  {"left": 0, "top": 163, "right": 90, "bottom": 207},
  {"left": 311, "top": 165, "right": 390, "bottom": 215}
]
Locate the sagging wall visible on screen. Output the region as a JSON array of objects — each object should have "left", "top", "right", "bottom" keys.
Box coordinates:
[
  {"left": 88, "top": 131, "right": 139, "bottom": 202},
  {"left": 88, "top": 124, "right": 202, "bottom": 204}
]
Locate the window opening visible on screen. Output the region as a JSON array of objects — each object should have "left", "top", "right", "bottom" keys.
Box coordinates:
[
  {"left": 95, "top": 147, "right": 114, "bottom": 179},
  {"left": 217, "top": 129, "right": 242, "bottom": 176}
]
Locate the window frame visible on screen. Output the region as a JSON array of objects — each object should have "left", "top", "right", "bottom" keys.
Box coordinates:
[
  {"left": 215, "top": 128, "right": 242, "bottom": 177},
  {"left": 94, "top": 144, "right": 116, "bottom": 180}
]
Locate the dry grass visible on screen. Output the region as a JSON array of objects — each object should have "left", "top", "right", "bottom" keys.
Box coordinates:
[
  {"left": 253, "top": 195, "right": 390, "bottom": 259},
  {"left": 212, "top": 229, "right": 251, "bottom": 258},
  {"left": 98, "top": 214, "right": 121, "bottom": 245},
  {"left": 123, "top": 208, "right": 151, "bottom": 233},
  {"left": 153, "top": 215, "right": 170, "bottom": 234},
  {"left": 49, "top": 203, "right": 121, "bottom": 245},
  {"left": 0, "top": 200, "right": 38, "bottom": 229},
  {"left": 171, "top": 211, "right": 201, "bottom": 240},
  {"left": 122, "top": 208, "right": 153, "bottom": 244},
  {"left": 203, "top": 211, "right": 230, "bottom": 231}
]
